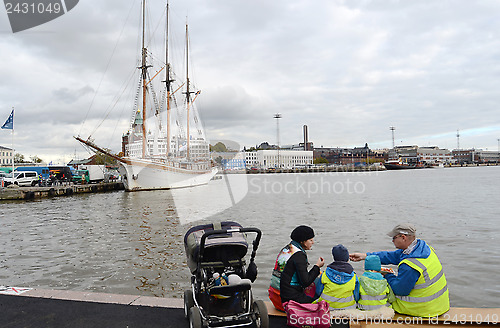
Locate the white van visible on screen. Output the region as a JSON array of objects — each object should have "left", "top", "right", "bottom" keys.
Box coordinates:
[{"left": 4, "top": 171, "right": 39, "bottom": 187}]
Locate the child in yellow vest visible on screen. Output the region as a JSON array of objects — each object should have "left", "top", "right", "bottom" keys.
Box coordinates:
[
  {"left": 314, "top": 244, "right": 359, "bottom": 310},
  {"left": 357, "top": 255, "right": 395, "bottom": 311}
]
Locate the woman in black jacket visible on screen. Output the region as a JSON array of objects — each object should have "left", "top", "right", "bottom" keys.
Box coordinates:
[{"left": 270, "top": 225, "right": 325, "bottom": 307}]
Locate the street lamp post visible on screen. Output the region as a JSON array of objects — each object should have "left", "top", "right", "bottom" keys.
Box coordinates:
[
  {"left": 389, "top": 126, "right": 396, "bottom": 149},
  {"left": 274, "top": 113, "right": 281, "bottom": 168}
]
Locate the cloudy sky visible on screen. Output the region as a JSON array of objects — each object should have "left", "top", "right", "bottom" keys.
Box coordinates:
[{"left": 1, "top": 0, "right": 500, "bottom": 163}]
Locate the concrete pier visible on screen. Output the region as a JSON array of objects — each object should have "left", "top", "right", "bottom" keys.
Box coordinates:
[
  {"left": 0, "top": 287, "right": 288, "bottom": 328},
  {"left": 1, "top": 287, "right": 498, "bottom": 327},
  {"left": 0, "top": 182, "right": 124, "bottom": 201}
]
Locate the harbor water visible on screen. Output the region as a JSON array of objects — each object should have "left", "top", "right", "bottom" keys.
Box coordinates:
[{"left": 1, "top": 166, "right": 499, "bottom": 307}]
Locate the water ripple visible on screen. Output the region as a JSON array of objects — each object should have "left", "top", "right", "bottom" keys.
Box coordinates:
[{"left": 0, "top": 166, "right": 499, "bottom": 307}]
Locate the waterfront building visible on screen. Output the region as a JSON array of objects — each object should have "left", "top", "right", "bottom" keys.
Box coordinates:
[
  {"left": 451, "top": 149, "right": 476, "bottom": 164},
  {"left": 473, "top": 150, "right": 500, "bottom": 163},
  {"left": 244, "top": 151, "right": 259, "bottom": 168},
  {"left": 389, "top": 146, "right": 454, "bottom": 165},
  {"left": 372, "top": 148, "right": 389, "bottom": 156},
  {"left": 417, "top": 147, "right": 453, "bottom": 164},
  {"left": 0, "top": 145, "right": 13, "bottom": 166},
  {"left": 314, "top": 147, "right": 348, "bottom": 164},
  {"left": 249, "top": 139, "right": 314, "bottom": 152},
  {"left": 244, "top": 149, "right": 313, "bottom": 169},
  {"left": 314, "top": 145, "right": 386, "bottom": 165}
]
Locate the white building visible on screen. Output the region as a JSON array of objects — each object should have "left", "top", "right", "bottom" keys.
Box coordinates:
[
  {"left": 244, "top": 150, "right": 313, "bottom": 169},
  {"left": 417, "top": 147, "right": 453, "bottom": 164},
  {"left": 475, "top": 150, "right": 500, "bottom": 163},
  {"left": 0, "top": 146, "right": 13, "bottom": 166}
]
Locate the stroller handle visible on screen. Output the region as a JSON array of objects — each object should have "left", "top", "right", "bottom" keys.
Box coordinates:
[{"left": 198, "top": 227, "right": 262, "bottom": 262}]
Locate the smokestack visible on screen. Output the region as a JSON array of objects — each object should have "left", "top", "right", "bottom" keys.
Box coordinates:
[{"left": 303, "top": 125, "right": 308, "bottom": 151}]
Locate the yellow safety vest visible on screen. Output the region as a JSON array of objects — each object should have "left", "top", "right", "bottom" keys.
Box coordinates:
[
  {"left": 315, "top": 272, "right": 356, "bottom": 310},
  {"left": 392, "top": 247, "right": 450, "bottom": 317},
  {"left": 358, "top": 280, "right": 390, "bottom": 311}
]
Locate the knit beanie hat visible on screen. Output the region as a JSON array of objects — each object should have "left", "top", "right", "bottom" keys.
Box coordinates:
[
  {"left": 365, "top": 255, "right": 381, "bottom": 271},
  {"left": 332, "top": 244, "right": 349, "bottom": 262},
  {"left": 290, "top": 225, "right": 315, "bottom": 243}
]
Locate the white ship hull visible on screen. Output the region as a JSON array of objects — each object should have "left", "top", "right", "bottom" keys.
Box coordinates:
[
  {"left": 118, "top": 158, "right": 217, "bottom": 191},
  {"left": 76, "top": 3, "right": 217, "bottom": 193}
]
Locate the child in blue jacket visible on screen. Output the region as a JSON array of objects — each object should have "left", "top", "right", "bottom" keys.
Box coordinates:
[{"left": 314, "top": 244, "right": 359, "bottom": 310}]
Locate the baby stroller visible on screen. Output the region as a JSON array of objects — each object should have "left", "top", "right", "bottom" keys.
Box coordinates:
[{"left": 183, "top": 221, "right": 269, "bottom": 328}]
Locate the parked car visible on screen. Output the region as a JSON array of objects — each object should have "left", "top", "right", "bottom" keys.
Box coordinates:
[
  {"left": 15, "top": 166, "right": 50, "bottom": 180},
  {"left": 3, "top": 171, "right": 39, "bottom": 187}
]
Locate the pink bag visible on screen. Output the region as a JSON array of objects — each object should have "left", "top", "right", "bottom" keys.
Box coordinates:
[
  {"left": 304, "top": 282, "right": 316, "bottom": 298},
  {"left": 283, "top": 300, "right": 330, "bottom": 328}
]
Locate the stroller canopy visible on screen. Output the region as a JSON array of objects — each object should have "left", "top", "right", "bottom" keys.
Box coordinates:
[{"left": 184, "top": 221, "right": 248, "bottom": 273}]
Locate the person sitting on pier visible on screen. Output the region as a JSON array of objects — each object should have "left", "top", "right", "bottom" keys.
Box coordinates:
[
  {"left": 350, "top": 223, "right": 449, "bottom": 317},
  {"left": 314, "top": 244, "right": 359, "bottom": 310},
  {"left": 357, "top": 255, "right": 395, "bottom": 311},
  {"left": 269, "top": 225, "right": 324, "bottom": 311}
]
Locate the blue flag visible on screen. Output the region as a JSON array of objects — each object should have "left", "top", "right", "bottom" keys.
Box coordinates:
[{"left": 1, "top": 109, "right": 14, "bottom": 130}]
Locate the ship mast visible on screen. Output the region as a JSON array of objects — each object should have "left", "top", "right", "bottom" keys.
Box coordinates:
[
  {"left": 140, "top": 0, "right": 149, "bottom": 158},
  {"left": 185, "top": 23, "right": 192, "bottom": 161},
  {"left": 165, "top": 1, "right": 173, "bottom": 156}
]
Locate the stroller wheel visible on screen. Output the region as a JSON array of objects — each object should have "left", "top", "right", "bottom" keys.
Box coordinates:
[
  {"left": 189, "top": 307, "right": 203, "bottom": 328},
  {"left": 184, "top": 289, "right": 194, "bottom": 319},
  {"left": 252, "top": 300, "right": 269, "bottom": 328}
]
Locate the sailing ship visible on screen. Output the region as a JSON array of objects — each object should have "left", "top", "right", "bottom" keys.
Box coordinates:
[{"left": 76, "top": 0, "right": 217, "bottom": 191}]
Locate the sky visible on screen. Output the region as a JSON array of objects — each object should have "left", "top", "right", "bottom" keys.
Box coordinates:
[{"left": 1, "top": 0, "right": 500, "bottom": 164}]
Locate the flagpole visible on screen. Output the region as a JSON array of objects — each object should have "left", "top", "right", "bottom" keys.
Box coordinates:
[
  {"left": 1, "top": 107, "right": 15, "bottom": 175},
  {"left": 11, "top": 107, "right": 14, "bottom": 175}
]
